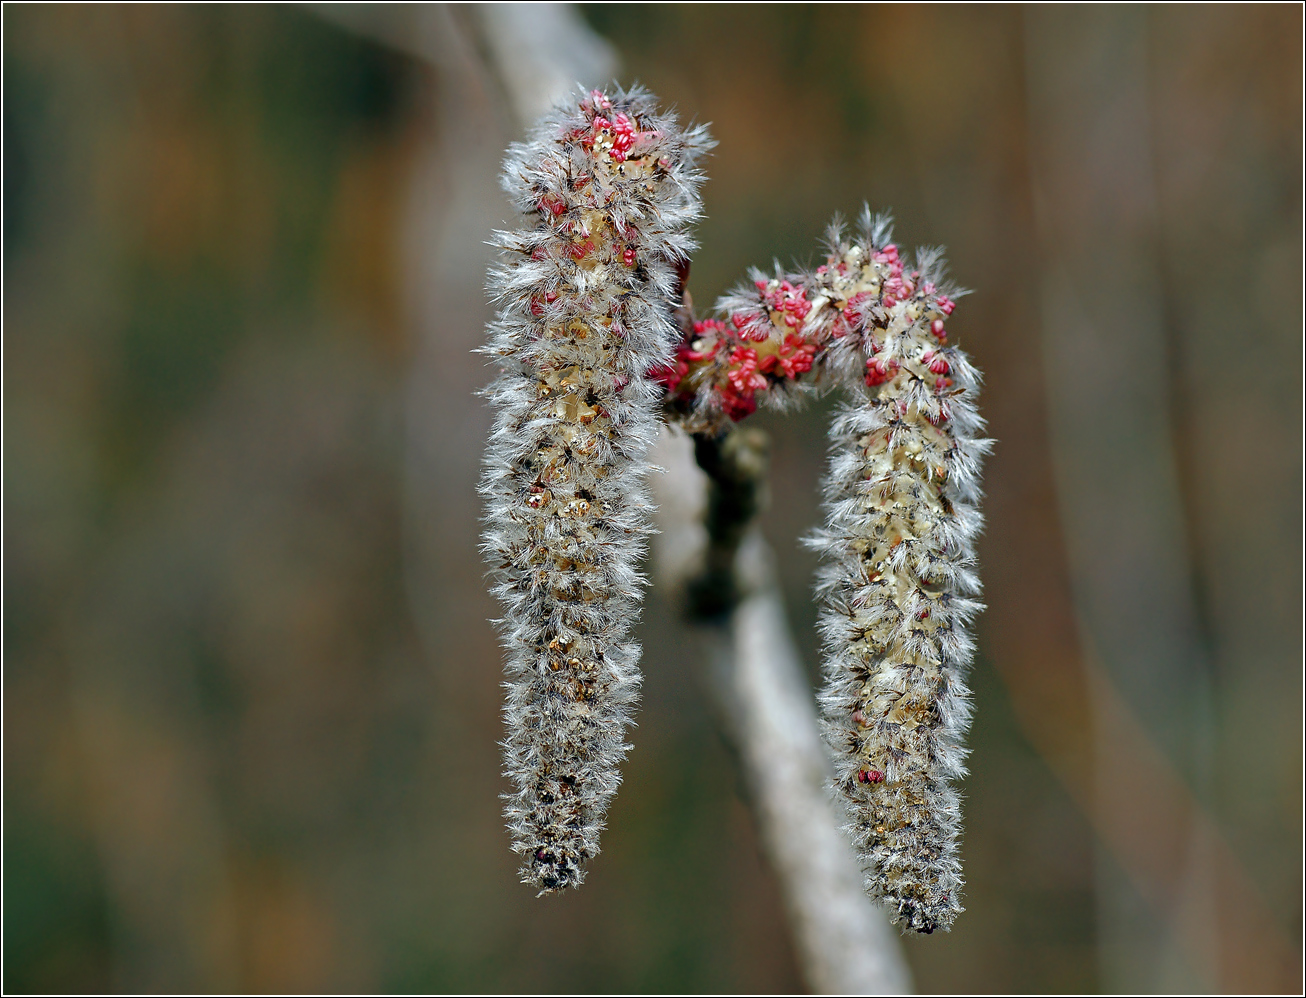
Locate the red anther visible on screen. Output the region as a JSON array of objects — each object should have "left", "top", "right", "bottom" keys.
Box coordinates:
[
  {"left": 730, "top": 311, "right": 769, "bottom": 340},
  {"left": 649, "top": 358, "right": 688, "bottom": 393},
  {"left": 567, "top": 239, "right": 595, "bottom": 260},
  {"left": 621, "top": 246, "right": 637, "bottom": 267},
  {"left": 928, "top": 354, "right": 950, "bottom": 375},
  {"left": 693, "top": 318, "right": 728, "bottom": 336},
  {"left": 729, "top": 345, "right": 759, "bottom": 367},
  {"left": 857, "top": 769, "right": 872, "bottom": 784},
  {"left": 865, "top": 357, "right": 899, "bottom": 387},
  {"left": 816, "top": 264, "right": 828, "bottom": 275},
  {"left": 658, "top": 157, "right": 671, "bottom": 169},
  {"left": 726, "top": 347, "right": 767, "bottom": 393},
  {"left": 612, "top": 374, "right": 629, "bottom": 392},
  {"left": 531, "top": 247, "right": 548, "bottom": 261},
  {"left": 611, "top": 114, "right": 635, "bottom": 147},
  {"left": 535, "top": 847, "right": 549, "bottom": 861},
  {"left": 530, "top": 296, "right": 545, "bottom": 317},
  {"left": 843, "top": 291, "right": 870, "bottom": 325},
  {"left": 836, "top": 261, "right": 848, "bottom": 274},
  {"left": 922, "top": 280, "right": 936, "bottom": 295},
  {"left": 685, "top": 341, "right": 718, "bottom": 362},
  {"left": 593, "top": 115, "right": 612, "bottom": 131},
  {"left": 931, "top": 319, "right": 946, "bottom": 339},
  {"left": 776, "top": 334, "right": 817, "bottom": 378},
  {"left": 936, "top": 295, "right": 955, "bottom": 315},
  {"left": 868, "top": 769, "right": 885, "bottom": 784},
  {"left": 717, "top": 383, "right": 757, "bottom": 420},
  {"left": 603, "top": 113, "right": 636, "bottom": 162},
  {"left": 936, "top": 377, "right": 953, "bottom": 389},
  {"left": 755, "top": 278, "right": 769, "bottom": 292},
  {"left": 851, "top": 709, "right": 866, "bottom": 725},
  {"left": 917, "top": 608, "right": 930, "bottom": 620}
]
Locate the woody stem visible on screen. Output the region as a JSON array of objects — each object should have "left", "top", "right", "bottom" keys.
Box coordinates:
[{"left": 686, "top": 428, "right": 770, "bottom": 620}]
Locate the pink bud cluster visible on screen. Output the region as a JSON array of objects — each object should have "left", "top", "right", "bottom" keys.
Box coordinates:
[
  {"left": 658, "top": 222, "right": 961, "bottom": 438},
  {"left": 566, "top": 89, "right": 661, "bottom": 166},
  {"left": 653, "top": 306, "right": 820, "bottom": 424}
]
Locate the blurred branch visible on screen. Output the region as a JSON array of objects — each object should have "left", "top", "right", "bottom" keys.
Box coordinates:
[
  {"left": 312, "top": 2, "right": 616, "bottom": 674},
  {"left": 312, "top": 3, "right": 616, "bottom": 130},
  {"left": 474, "top": 3, "right": 618, "bottom": 127},
  {"left": 651, "top": 428, "right": 913, "bottom": 995}
]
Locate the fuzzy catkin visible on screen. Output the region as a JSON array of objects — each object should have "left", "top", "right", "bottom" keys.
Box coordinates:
[
  {"left": 480, "top": 87, "right": 710, "bottom": 893},
  {"left": 805, "top": 214, "right": 989, "bottom": 933},
  {"left": 656, "top": 209, "right": 988, "bottom": 931}
]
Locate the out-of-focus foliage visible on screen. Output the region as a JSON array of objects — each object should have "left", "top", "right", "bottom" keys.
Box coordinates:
[{"left": 3, "top": 4, "right": 1300, "bottom": 994}]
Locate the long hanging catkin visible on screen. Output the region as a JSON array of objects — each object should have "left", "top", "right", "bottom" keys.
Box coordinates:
[
  {"left": 806, "top": 213, "right": 989, "bottom": 933},
  {"left": 480, "top": 87, "right": 710, "bottom": 892},
  {"left": 657, "top": 209, "right": 988, "bottom": 932}
]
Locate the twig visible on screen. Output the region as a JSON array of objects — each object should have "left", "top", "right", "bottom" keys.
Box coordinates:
[{"left": 652, "top": 428, "right": 913, "bottom": 994}]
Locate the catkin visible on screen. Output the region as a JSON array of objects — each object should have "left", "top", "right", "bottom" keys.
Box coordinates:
[
  {"left": 806, "top": 213, "right": 989, "bottom": 933},
  {"left": 660, "top": 210, "right": 988, "bottom": 931},
  {"left": 480, "top": 87, "right": 710, "bottom": 892}
]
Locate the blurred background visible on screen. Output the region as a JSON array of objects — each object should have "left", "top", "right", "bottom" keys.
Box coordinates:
[{"left": 3, "top": 4, "right": 1301, "bottom": 993}]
